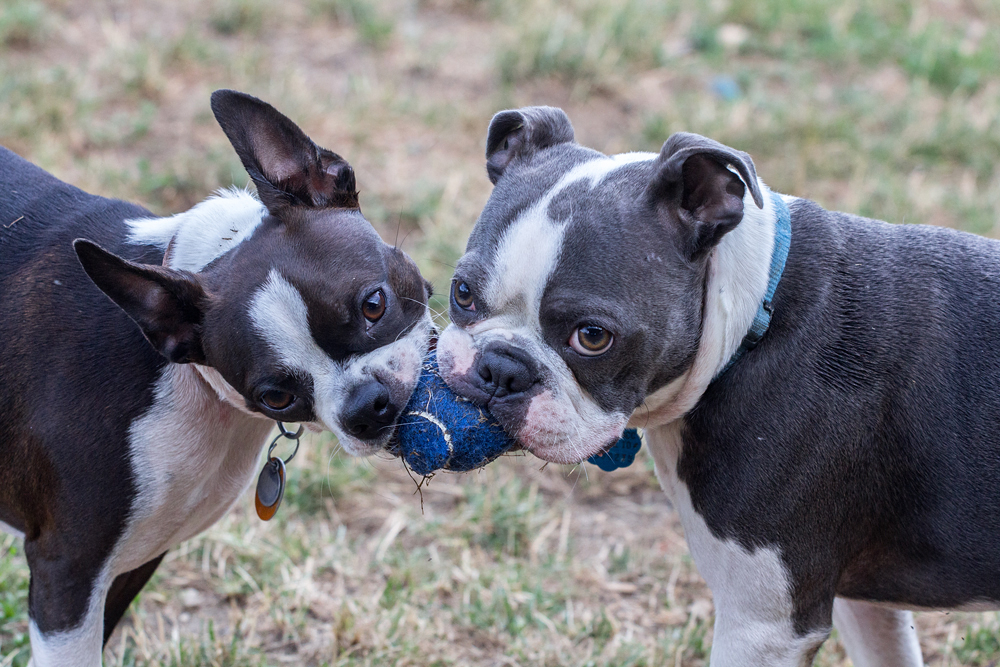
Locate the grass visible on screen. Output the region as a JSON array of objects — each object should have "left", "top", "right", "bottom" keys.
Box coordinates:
[
  {"left": 210, "top": 0, "right": 267, "bottom": 36},
  {"left": 309, "top": 0, "right": 394, "bottom": 49},
  {"left": 0, "top": 536, "right": 30, "bottom": 666},
  {"left": 0, "top": 0, "right": 46, "bottom": 48},
  {"left": 2, "top": 0, "right": 1000, "bottom": 664}
]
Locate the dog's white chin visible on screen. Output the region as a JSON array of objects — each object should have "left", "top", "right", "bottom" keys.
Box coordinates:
[
  {"left": 320, "top": 420, "right": 394, "bottom": 457},
  {"left": 192, "top": 364, "right": 265, "bottom": 418},
  {"left": 516, "top": 389, "right": 629, "bottom": 464}
]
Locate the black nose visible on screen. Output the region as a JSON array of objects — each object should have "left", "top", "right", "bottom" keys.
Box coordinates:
[
  {"left": 342, "top": 379, "right": 399, "bottom": 441},
  {"left": 475, "top": 345, "right": 540, "bottom": 398}
]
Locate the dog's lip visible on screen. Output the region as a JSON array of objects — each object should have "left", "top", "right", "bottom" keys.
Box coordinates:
[{"left": 342, "top": 426, "right": 396, "bottom": 454}]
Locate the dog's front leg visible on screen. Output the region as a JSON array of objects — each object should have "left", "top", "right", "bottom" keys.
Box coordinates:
[
  {"left": 683, "top": 530, "right": 831, "bottom": 666},
  {"left": 832, "top": 598, "right": 923, "bottom": 667},
  {"left": 647, "top": 426, "right": 830, "bottom": 666},
  {"left": 103, "top": 553, "right": 166, "bottom": 645},
  {"left": 24, "top": 537, "right": 111, "bottom": 667},
  {"left": 670, "top": 484, "right": 831, "bottom": 666},
  {"left": 708, "top": 594, "right": 829, "bottom": 667}
]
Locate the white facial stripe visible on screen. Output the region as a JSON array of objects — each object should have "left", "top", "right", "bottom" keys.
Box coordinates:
[
  {"left": 484, "top": 152, "right": 659, "bottom": 332},
  {"left": 486, "top": 200, "right": 567, "bottom": 328},
  {"left": 249, "top": 270, "right": 431, "bottom": 455},
  {"left": 250, "top": 270, "right": 333, "bottom": 375},
  {"left": 127, "top": 187, "right": 266, "bottom": 272},
  {"left": 249, "top": 271, "right": 350, "bottom": 441}
]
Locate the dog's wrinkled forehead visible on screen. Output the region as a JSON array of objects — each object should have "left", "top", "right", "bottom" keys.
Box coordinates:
[
  {"left": 466, "top": 143, "right": 597, "bottom": 261},
  {"left": 461, "top": 146, "right": 663, "bottom": 323},
  {"left": 220, "top": 207, "right": 425, "bottom": 361}
]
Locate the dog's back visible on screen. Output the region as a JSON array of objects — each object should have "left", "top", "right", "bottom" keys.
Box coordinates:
[
  {"left": 0, "top": 147, "right": 162, "bottom": 266},
  {"left": 0, "top": 147, "right": 165, "bottom": 541}
]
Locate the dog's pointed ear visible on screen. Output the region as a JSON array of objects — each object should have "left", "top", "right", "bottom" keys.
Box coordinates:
[
  {"left": 210, "top": 89, "right": 359, "bottom": 213},
  {"left": 74, "top": 239, "right": 208, "bottom": 365},
  {"left": 485, "top": 106, "right": 575, "bottom": 184},
  {"left": 649, "top": 132, "right": 764, "bottom": 258}
]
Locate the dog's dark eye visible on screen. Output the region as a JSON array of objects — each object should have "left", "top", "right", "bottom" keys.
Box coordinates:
[
  {"left": 262, "top": 390, "right": 295, "bottom": 411},
  {"left": 362, "top": 290, "right": 386, "bottom": 323},
  {"left": 570, "top": 325, "right": 613, "bottom": 356},
  {"left": 453, "top": 281, "right": 475, "bottom": 310}
]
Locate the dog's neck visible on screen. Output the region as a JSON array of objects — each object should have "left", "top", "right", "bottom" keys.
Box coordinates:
[
  {"left": 633, "top": 184, "right": 784, "bottom": 428},
  {"left": 125, "top": 188, "right": 274, "bottom": 417},
  {"left": 126, "top": 187, "right": 266, "bottom": 271}
]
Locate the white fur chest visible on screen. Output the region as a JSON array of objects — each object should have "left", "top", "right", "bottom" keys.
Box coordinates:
[{"left": 112, "top": 364, "right": 273, "bottom": 575}]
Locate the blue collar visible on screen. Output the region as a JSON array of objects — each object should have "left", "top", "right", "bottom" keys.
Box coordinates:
[
  {"left": 589, "top": 193, "right": 792, "bottom": 472},
  {"left": 715, "top": 193, "right": 792, "bottom": 378}
]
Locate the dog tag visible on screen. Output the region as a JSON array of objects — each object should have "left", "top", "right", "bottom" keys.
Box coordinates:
[{"left": 254, "top": 456, "right": 285, "bottom": 521}]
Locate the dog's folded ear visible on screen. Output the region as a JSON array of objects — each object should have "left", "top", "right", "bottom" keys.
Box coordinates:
[
  {"left": 649, "top": 132, "right": 764, "bottom": 258},
  {"left": 74, "top": 240, "right": 208, "bottom": 365},
  {"left": 210, "top": 89, "right": 359, "bottom": 213},
  {"left": 485, "top": 106, "right": 575, "bottom": 184}
]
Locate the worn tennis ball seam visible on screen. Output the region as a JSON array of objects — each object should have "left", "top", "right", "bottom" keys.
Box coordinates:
[{"left": 405, "top": 408, "right": 454, "bottom": 465}]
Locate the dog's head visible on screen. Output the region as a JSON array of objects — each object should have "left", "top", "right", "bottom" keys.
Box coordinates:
[
  {"left": 437, "top": 106, "right": 763, "bottom": 464},
  {"left": 75, "top": 90, "right": 433, "bottom": 456}
]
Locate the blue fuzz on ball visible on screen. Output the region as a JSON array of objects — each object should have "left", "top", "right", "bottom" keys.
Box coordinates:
[{"left": 392, "top": 350, "right": 515, "bottom": 475}]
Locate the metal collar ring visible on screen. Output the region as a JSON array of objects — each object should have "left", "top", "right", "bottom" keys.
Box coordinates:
[{"left": 268, "top": 422, "right": 303, "bottom": 464}]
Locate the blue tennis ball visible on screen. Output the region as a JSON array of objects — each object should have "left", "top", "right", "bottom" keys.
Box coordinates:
[{"left": 392, "top": 350, "right": 515, "bottom": 475}]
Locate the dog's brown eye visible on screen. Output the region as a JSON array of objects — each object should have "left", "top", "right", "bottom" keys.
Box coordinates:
[
  {"left": 362, "top": 290, "right": 386, "bottom": 323},
  {"left": 570, "top": 325, "right": 613, "bottom": 356},
  {"left": 453, "top": 281, "right": 475, "bottom": 310},
  {"left": 262, "top": 390, "right": 294, "bottom": 411}
]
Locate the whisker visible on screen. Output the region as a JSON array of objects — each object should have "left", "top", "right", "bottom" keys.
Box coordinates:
[{"left": 397, "top": 226, "right": 415, "bottom": 251}]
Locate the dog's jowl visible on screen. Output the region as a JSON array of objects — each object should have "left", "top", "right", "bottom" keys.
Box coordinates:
[
  {"left": 0, "top": 90, "right": 432, "bottom": 666},
  {"left": 438, "top": 106, "right": 1000, "bottom": 666}
]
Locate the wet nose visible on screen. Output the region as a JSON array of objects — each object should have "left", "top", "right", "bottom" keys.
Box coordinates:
[
  {"left": 475, "top": 345, "right": 540, "bottom": 398},
  {"left": 342, "top": 379, "right": 399, "bottom": 441}
]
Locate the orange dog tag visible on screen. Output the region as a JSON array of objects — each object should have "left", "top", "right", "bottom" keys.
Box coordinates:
[{"left": 254, "top": 456, "right": 285, "bottom": 521}]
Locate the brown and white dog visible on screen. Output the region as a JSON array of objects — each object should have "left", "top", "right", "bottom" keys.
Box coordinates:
[{"left": 0, "top": 90, "right": 433, "bottom": 666}]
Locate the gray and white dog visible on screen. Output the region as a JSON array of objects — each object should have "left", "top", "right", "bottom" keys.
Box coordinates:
[{"left": 436, "top": 106, "right": 1000, "bottom": 666}]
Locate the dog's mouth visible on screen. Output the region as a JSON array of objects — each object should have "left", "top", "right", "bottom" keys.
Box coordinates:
[{"left": 384, "top": 333, "right": 529, "bottom": 457}]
